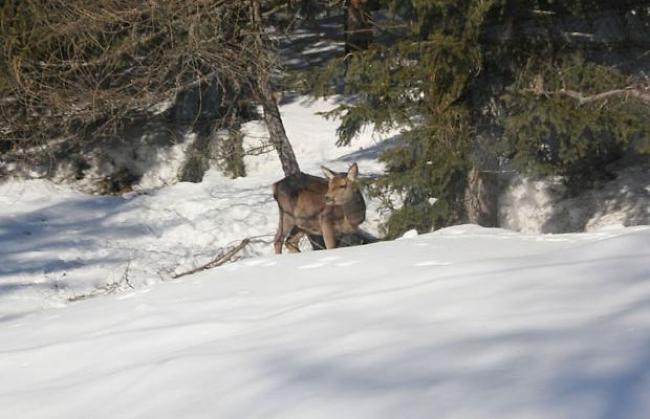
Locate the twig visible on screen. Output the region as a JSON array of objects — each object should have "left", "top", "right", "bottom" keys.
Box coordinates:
[
  {"left": 121, "top": 259, "right": 135, "bottom": 289},
  {"left": 68, "top": 258, "right": 135, "bottom": 302}
]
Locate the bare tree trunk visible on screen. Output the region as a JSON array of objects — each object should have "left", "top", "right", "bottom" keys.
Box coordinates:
[
  {"left": 344, "top": 0, "right": 373, "bottom": 55},
  {"left": 250, "top": 0, "right": 301, "bottom": 176},
  {"left": 258, "top": 73, "right": 301, "bottom": 176}
]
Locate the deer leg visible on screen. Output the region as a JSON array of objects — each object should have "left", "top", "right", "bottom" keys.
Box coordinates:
[
  {"left": 320, "top": 214, "right": 337, "bottom": 249},
  {"left": 285, "top": 227, "right": 304, "bottom": 253},
  {"left": 273, "top": 227, "right": 284, "bottom": 255},
  {"left": 274, "top": 207, "right": 290, "bottom": 254}
]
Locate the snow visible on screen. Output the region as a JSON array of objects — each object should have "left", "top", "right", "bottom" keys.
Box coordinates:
[
  {"left": 134, "top": 132, "right": 196, "bottom": 190},
  {"left": 2, "top": 95, "right": 650, "bottom": 418},
  {"left": 1, "top": 225, "right": 649, "bottom": 418},
  {"left": 0, "top": 97, "right": 394, "bottom": 316},
  {"left": 499, "top": 161, "right": 650, "bottom": 233}
]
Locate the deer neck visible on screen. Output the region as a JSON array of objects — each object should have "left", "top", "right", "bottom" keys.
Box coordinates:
[{"left": 341, "top": 192, "right": 366, "bottom": 227}]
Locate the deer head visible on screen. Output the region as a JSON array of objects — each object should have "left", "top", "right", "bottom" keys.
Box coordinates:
[{"left": 321, "top": 163, "right": 359, "bottom": 205}]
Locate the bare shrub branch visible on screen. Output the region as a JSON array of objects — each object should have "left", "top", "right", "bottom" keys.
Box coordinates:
[{"left": 0, "top": 0, "right": 274, "bottom": 153}]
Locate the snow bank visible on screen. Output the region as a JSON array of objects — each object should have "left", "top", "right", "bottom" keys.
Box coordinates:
[{"left": 1, "top": 225, "right": 649, "bottom": 419}]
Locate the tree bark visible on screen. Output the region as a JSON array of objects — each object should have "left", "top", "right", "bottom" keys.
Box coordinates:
[
  {"left": 344, "top": 0, "right": 373, "bottom": 55},
  {"left": 250, "top": 0, "right": 301, "bottom": 176},
  {"left": 464, "top": 166, "right": 499, "bottom": 227},
  {"left": 258, "top": 75, "right": 301, "bottom": 176}
]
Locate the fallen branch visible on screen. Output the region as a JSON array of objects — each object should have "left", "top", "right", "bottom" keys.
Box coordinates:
[{"left": 172, "top": 238, "right": 251, "bottom": 279}]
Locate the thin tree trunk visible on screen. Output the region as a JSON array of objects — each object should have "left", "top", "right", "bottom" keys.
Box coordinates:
[
  {"left": 250, "top": 0, "right": 301, "bottom": 176},
  {"left": 465, "top": 166, "right": 499, "bottom": 227},
  {"left": 258, "top": 74, "right": 301, "bottom": 176},
  {"left": 344, "top": 0, "right": 373, "bottom": 55}
]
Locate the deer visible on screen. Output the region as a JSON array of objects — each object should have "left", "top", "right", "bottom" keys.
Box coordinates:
[{"left": 272, "top": 163, "right": 366, "bottom": 254}]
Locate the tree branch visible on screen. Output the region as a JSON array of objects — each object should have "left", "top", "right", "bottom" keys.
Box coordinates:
[{"left": 524, "top": 86, "right": 650, "bottom": 105}]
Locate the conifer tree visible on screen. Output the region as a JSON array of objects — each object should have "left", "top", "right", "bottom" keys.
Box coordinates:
[{"left": 306, "top": 0, "right": 650, "bottom": 237}]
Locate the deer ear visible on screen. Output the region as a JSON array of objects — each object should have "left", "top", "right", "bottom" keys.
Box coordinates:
[
  {"left": 321, "top": 166, "right": 336, "bottom": 180},
  {"left": 347, "top": 163, "right": 358, "bottom": 181}
]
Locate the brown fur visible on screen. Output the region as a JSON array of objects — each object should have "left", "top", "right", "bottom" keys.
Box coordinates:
[{"left": 272, "top": 163, "right": 366, "bottom": 253}]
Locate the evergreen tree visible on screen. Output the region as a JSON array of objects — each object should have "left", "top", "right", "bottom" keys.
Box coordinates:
[{"left": 305, "top": 0, "right": 650, "bottom": 237}]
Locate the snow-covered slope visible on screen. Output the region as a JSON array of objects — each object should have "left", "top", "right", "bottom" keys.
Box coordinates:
[
  {"left": 2, "top": 94, "right": 650, "bottom": 419},
  {"left": 1, "top": 225, "right": 649, "bottom": 419},
  {"left": 0, "top": 97, "right": 395, "bottom": 316}
]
